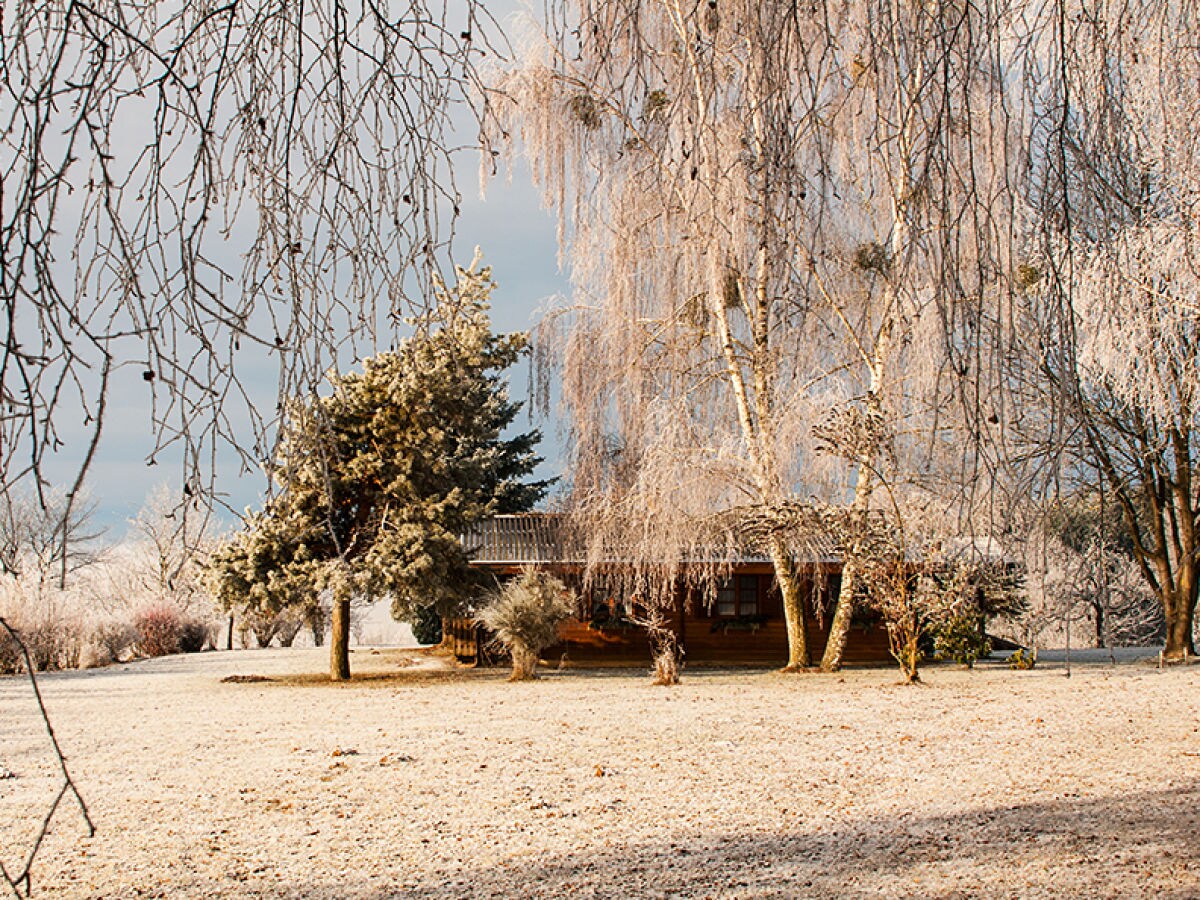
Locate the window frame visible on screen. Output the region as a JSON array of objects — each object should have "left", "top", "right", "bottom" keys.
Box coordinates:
[{"left": 711, "top": 574, "right": 762, "bottom": 618}]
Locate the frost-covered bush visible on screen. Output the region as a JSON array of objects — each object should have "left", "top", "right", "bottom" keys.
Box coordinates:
[
  {"left": 0, "top": 609, "right": 86, "bottom": 672},
  {"left": 479, "top": 570, "right": 574, "bottom": 680},
  {"left": 0, "top": 625, "right": 23, "bottom": 674},
  {"left": 178, "top": 618, "right": 212, "bottom": 653},
  {"left": 88, "top": 619, "right": 137, "bottom": 667},
  {"left": 135, "top": 603, "right": 185, "bottom": 657}
]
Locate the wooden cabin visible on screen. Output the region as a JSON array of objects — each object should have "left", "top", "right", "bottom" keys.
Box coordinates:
[{"left": 448, "top": 514, "right": 891, "bottom": 668}]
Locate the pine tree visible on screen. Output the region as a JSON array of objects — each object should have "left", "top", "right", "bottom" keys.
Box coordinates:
[{"left": 208, "top": 258, "right": 551, "bottom": 679}]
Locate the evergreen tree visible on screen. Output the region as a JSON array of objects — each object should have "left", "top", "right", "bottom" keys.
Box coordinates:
[{"left": 209, "top": 259, "right": 550, "bottom": 679}]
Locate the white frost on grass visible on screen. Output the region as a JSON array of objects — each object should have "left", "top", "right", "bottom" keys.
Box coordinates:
[{"left": 2, "top": 648, "right": 1199, "bottom": 898}]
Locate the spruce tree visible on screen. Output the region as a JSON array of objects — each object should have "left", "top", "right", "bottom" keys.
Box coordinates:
[{"left": 209, "top": 259, "right": 550, "bottom": 678}]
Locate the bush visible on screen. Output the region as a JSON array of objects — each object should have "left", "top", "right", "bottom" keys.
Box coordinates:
[
  {"left": 24, "top": 619, "right": 63, "bottom": 671},
  {"left": 932, "top": 608, "right": 991, "bottom": 669},
  {"left": 478, "top": 570, "right": 574, "bottom": 680},
  {"left": 1008, "top": 647, "right": 1037, "bottom": 670},
  {"left": 92, "top": 620, "right": 136, "bottom": 663},
  {"left": 0, "top": 625, "right": 24, "bottom": 674},
  {"left": 0, "top": 616, "right": 87, "bottom": 672},
  {"left": 135, "top": 603, "right": 184, "bottom": 657},
  {"left": 411, "top": 605, "right": 443, "bottom": 645},
  {"left": 83, "top": 619, "right": 136, "bottom": 668},
  {"left": 178, "top": 619, "right": 211, "bottom": 653}
]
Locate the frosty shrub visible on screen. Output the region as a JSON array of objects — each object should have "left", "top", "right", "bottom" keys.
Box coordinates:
[
  {"left": 0, "top": 626, "right": 22, "bottom": 674},
  {"left": 134, "top": 603, "right": 184, "bottom": 657},
  {"left": 178, "top": 619, "right": 212, "bottom": 653},
  {"left": 932, "top": 608, "right": 991, "bottom": 669},
  {"left": 479, "top": 570, "right": 574, "bottom": 680},
  {"left": 52, "top": 619, "right": 84, "bottom": 670},
  {"left": 88, "top": 620, "right": 136, "bottom": 667},
  {"left": 15, "top": 615, "right": 86, "bottom": 672},
  {"left": 0, "top": 589, "right": 87, "bottom": 672}
]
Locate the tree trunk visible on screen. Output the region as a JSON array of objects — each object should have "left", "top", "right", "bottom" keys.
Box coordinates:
[
  {"left": 769, "top": 537, "right": 810, "bottom": 669},
  {"left": 510, "top": 645, "right": 537, "bottom": 681},
  {"left": 308, "top": 606, "right": 326, "bottom": 647},
  {"left": 330, "top": 598, "right": 351, "bottom": 681},
  {"left": 1163, "top": 593, "right": 1196, "bottom": 661},
  {"left": 821, "top": 560, "right": 858, "bottom": 672},
  {"left": 1093, "top": 602, "right": 1105, "bottom": 650},
  {"left": 226, "top": 614, "right": 234, "bottom": 651},
  {"left": 821, "top": 460, "right": 877, "bottom": 672}
]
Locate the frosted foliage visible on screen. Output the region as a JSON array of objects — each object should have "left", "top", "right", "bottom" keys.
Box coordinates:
[
  {"left": 1043, "top": 0, "right": 1200, "bottom": 425},
  {"left": 1073, "top": 226, "right": 1200, "bottom": 424},
  {"left": 503, "top": 0, "right": 1020, "bottom": 582}
]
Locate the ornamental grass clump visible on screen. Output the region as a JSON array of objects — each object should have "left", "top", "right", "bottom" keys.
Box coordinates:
[{"left": 479, "top": 570, "right": 574, "bottom": 681}]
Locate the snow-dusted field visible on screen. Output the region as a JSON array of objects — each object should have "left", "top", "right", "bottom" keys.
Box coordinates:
[{"left": 3, "top": 648, "right": 1199, "bottom": 898}]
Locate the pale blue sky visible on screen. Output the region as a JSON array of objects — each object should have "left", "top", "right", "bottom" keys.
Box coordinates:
[
  {"left": 79, "top": 157, "right": 570, "bottom": 535},
  {"left": 29, "top": 3, "right": 574, "bottom": 536}
]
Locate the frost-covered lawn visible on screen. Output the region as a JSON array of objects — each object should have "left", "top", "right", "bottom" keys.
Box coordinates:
[{"left": 3, "top": 648, "right": 1199, "bottom": 898}]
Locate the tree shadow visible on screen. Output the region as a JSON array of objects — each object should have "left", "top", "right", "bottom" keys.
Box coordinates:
[{"left": 157, "top": 782, "right": 1200, "bottom": 898}]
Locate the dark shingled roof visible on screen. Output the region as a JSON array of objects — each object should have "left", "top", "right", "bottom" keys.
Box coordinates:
[
  {"left": 462, "top": 514, "right": 580, "bottom": 564},
  {"left": 463, "top": 513, "right": 841, "bottom": 566}
]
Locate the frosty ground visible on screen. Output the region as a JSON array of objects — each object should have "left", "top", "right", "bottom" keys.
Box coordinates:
[{"left": 3, "top": 648, "right": 1199, "bottom": 898}]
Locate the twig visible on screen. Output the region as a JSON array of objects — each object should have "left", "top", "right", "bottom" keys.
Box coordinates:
[{"left": 0, "top": 617, "right": 94, "bottom": 899}]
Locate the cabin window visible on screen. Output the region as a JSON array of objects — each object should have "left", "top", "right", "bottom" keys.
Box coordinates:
[
  {"left": 738, "top": 575, "right": 758, "bottom": 615},
  {"left": 716, "top": 581, "right": 736, "bottom": 616},
  {"left": 713, "top": 575, "right": 760, "bottom": 617}
]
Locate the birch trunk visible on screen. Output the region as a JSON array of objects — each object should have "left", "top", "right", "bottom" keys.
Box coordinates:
[
  {"left": 821, "top": 343, "right": 889, "bottom": 672},
  {"left": 820, "top": 468, "right": 874, "bottom": 671},
  {"left": 770, "top": 534, "right": 811, "bottom": 669},
  {"left": 711, "top": 279, "right": 811, "bottom": 669}
]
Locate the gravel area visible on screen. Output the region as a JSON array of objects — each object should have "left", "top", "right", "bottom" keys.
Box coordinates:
[{"left": 3, "top": 647, "right": 1199, "bottom": 898}]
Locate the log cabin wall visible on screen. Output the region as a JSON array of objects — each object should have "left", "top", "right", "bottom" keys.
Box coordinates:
[{"left": 451, "top": 561, "right": 891, "bottom": 668}]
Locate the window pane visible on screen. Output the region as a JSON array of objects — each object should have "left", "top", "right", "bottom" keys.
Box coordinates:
[
  {"left": 717, "top": 580, "right": 736, "bottom": 616},
  {"left": 738, "top": 575, "right": 758, "bottom": 615}
]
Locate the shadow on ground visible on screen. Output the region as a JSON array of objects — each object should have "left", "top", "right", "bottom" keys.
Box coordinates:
[{"left": 150, "top": 782, "right": 1200, "bottom": 899}]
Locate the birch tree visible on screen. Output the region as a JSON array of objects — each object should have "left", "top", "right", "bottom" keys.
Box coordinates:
[{"left": 502, "top": 0, "right": 1018, "bottom": 669}]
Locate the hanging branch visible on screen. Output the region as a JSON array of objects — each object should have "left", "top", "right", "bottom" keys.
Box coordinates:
[
  {"left": 501, "top": 0, "right": 1023, "bottom": 671},
  {"left": 1, "top": 1, "right": 507, "bottom": 544},
  {"left": 0, "top": 617, "right": 94, "bottom": 900}
]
